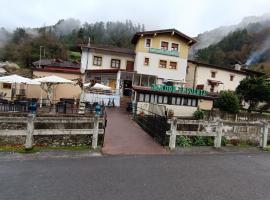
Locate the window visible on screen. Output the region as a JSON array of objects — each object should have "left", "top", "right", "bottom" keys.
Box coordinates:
[
  {"left": 192, "top": 99, "right": 198, "bottom": 107},
  {"left": 161, "top": 41, "right": 169, "bottom": 50},
  {"left": 158, "top": 96, "right": 163, "bottom": 104},
  {"left": 159, "top": 60, "right": 167, "bottom": 68},
  {"left": 145, "top": 38, "right": 151, "bottom": 47},
  {"left": 2, "top": 83, "right": 11, "bottom": 89},
  {"left": 171, "top": 97, "right": 176, "bottom": 105},
  {"left": 163, "top": 96, "right": 168, "bottom": 104},
  {"left": 183, "top": 98, "right": 188, "bottom": 106},
  {"left": 169, "top": 61, "right": 177, "bottom": 69},
  {"left": 93, "top": 56, "right": 102, "bottom": 66},
  {"left": 111, "top": 59, "right": 121, "bottom": 68},
  {"left": 150, "top": 94, "right": 155, "bottom": 103},
  {"left": 230, "top": 75, "right": 234, "bottom": 81},
  {"left": 145, "top": 94, "right": 150, "bottom": 102},
  {"left": 171, "top": 43, "right": 179, "bottom": 51},
  {"left": 154, "top": 95, "right": 158, "bottom": 103},
  {"left": 144, "top": 58, "right": 149, "bottom": 66},
  {"left": 187, "top": 98, "right": 192, "bottom": 106},
  {"left": 176, "top": 97, "right": 181, "bottom": 105},
  {"left": 211, "top": 71, "right": 216, "bottom": 78},
  {"left": 139, "top": 93, "right": 144, "bottom": 102}
]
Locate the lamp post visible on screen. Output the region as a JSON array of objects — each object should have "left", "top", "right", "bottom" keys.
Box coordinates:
[
  {"left": 39, "top": 46, "right": 45, "bottom": 68},
  {"left": 39, "top": 46, "right": 45, "bottom": 107}
]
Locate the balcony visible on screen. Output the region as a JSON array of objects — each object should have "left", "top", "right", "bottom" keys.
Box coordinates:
[{"left": 148, "top": 48, "right": 179, "bottom": 57}]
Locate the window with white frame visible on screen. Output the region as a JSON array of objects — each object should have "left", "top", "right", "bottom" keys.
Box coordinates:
[
  {"left": 145, "top": 38, "right": 151, "bottom": 48},
  {"left": 111, "top": 59, "right": 121, "bottom": 68},
  {"left": 159, "top": 60, "right": 167, "bottom": 68},
  {"left": 93, "top": 56, "right": 102, "bottom": 66},
  {"left": 144, "top": 57, "right": 149, "bottom": 66},
  {"left": 169, "top": 61, "right": 177, "bottom": 69},
  {"left": 161, "top": 41, "right": 169, "bottom": 50},
  {"left": 171, "top": 43, "right": 179, "bottom": 51}
]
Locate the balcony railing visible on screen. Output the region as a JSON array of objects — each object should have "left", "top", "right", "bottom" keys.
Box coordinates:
[{"left": 149, "top": 48, "right": 179, "bottom": 57}]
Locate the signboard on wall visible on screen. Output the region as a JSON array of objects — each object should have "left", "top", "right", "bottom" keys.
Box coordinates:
[{"left": 151, "top": 84, "right": 207, "bottom": 96}]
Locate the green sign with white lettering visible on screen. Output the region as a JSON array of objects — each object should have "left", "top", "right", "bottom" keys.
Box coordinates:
[{"left": 151, "top": 84, "right": 207, "bottom": 96}]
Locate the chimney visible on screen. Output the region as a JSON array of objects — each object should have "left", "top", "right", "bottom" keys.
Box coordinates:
[{"left": 234, "top": 64, "right": 241, "bottom": 71}]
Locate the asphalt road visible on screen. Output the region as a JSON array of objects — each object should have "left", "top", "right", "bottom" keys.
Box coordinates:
[{"left": 1, "top": 153, "right": 270, "bottom": 200}]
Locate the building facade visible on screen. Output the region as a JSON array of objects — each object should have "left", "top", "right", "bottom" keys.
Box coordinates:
[
  {"left": 27, "top": 59, "right": 82, "bottom": 102},
  {"left": 132, "top": 29, "right": 196, "bottom": 86},
  {"left": 186, "top": 60, "right": 263, "bottom": 93},
  {"left": 80, "top": 29, "right": 197, "bottom": 107}
]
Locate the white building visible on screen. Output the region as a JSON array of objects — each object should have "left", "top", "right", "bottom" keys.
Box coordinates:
[{"left": 186, "top": 60, "right": 264, "bottom": 93}]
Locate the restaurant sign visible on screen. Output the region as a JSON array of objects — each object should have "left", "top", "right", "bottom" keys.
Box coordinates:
[{"left": 151, "top": 84, "right": 207, "bottom": 96}]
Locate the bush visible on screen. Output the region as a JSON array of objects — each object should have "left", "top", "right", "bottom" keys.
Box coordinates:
[
  {"left": 193, "top": 109, "right": 204, "bottom": 119},
  {"left": 193, "top": 136, "right": 206, "bottom": 146},
  {"left": 176, "top": 136, "right": 192, "bottom": 147},
  {"left": 215, "top": 91, "right": 240, "bottom": 114}
]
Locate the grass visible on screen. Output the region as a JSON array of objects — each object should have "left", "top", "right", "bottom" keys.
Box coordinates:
[
  {"left": 0, "top": 145, "right": 93, "bottom": 154},
  {"left": 266, "top": 146, "right": 270, "bottom": 151}
]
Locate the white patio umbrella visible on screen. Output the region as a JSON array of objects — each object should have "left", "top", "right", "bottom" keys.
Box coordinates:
[
  {"left": 34, "top": 75, "right": 74, "bottom": 107},
  {"left": 0, "top": 74, "right": 40, "bottom": 100},
  {"left": 0, "top": 74, "right": 40, "bottom": 85},
  {"left": 34, "top": 75, "right": 74, "bottom": 84},
  {"left": 89, "top": 83, "right": 112, "bottom": 90}
]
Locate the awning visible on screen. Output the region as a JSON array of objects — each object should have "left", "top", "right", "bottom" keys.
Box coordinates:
[{"left": 208, "top": 79, "right": 223, "bottom": 85}]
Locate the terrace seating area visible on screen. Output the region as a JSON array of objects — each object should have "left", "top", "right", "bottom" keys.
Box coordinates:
[{"left": 0, "top": 97, "right": 105, "bottom": 115}]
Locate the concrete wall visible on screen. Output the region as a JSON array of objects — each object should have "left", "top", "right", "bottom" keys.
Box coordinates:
[
  {"left": 27, "top": 71, "right": 82, "bottom": 101},
  {"left": 134, "top": 52, "right": 187, "bottom": 82},
  {"left": 81, "top": 51, "right": 134, "bottom": 72},
  {"left": 198, "top": 99, "right": 213, "bottom": 110},
  {"left": 0, "top": 83, "right": 12, "bottom": 99},
  {"left": 134, "top": 33, "right": 190, "bottom": 83},
  {"left": 134, "top": 33, "right": 190, "bottom": 59},
  {"left": 137, "top": 102, "right": 197, "bottom": 117}
]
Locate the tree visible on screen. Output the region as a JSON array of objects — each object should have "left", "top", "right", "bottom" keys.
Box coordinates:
[
  {"left": 215, "top": 91, "right": 240, "bottom": 114},
  {"left": 236, "top": 77, "right": 270, "bottom": 112}
]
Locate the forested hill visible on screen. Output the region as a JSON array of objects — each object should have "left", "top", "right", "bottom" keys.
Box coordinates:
[
  {"left": 194, "top": 21, "right": 270, "bottom": 73},
  {"left": 0, "top": 19, "right": 144, "bottom": 68}
]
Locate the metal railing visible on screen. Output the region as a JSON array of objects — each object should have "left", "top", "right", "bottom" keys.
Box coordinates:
[
  {"left": 133, "top": 106, "right": 170, "bottom": 146},
  {"left": 0, "top": 98, "right": 106, "bottom": 116}
]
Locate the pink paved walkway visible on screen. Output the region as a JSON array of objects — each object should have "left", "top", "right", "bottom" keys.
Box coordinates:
[{"left": 102, "top": 108, "right": 168, "bottom": 155}]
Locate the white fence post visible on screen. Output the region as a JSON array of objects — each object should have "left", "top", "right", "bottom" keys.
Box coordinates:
[
  {"left": 169, "top": 117, "right": 177, "bottom": 150},
  {"left": 262, "top": 122, "right": 269, "bottom": 149},
  {"left": 92, "top": 115, "right": 99, "bottom": 149},
  {"left": 259, "top": 125, "right": 264, "bottom": 148},
  {"left": 25, "top": 114, "right": 35, "bottom": 150},
  {"left": 214, "top": 121, "right": 223, "bottom": 148}
]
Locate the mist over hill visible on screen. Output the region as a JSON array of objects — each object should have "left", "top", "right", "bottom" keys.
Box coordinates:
[
  {"left": 0, "top": 19, "right": 144, "bottom": 67},
  {"left": 192, "top": 13, "right": 270, "bottom": 73},
  {"left": 190, "top": 13, "right": 270, "bottom": 57}
]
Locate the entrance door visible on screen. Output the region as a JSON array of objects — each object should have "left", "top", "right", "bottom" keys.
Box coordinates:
[
  {"left": 123, "top": 80, "right": 132, "bottom": 96},
  {"left": 126, "top": 61, "right": 134, "bottom": 71},
  {"left": 108, "top": 79, "right": 116, "bottom": 89}
]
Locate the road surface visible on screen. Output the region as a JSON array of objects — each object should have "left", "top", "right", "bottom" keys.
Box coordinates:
[{"left": 0, "top": 152, "right": 270, "bottom": 200}]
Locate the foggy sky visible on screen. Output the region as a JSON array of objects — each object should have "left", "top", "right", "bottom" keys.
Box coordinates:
[{"left": 1, "top": 0, "right": 270, "bottom": 36}]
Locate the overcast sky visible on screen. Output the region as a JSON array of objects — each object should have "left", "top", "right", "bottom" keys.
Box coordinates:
[{"left": 1, "top": 0, "right": 270, "bottom": 36}]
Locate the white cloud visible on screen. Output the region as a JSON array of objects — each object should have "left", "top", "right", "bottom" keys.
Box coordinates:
[{"left": 0, "top": 0, "right": 270, "bottom": 36}]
